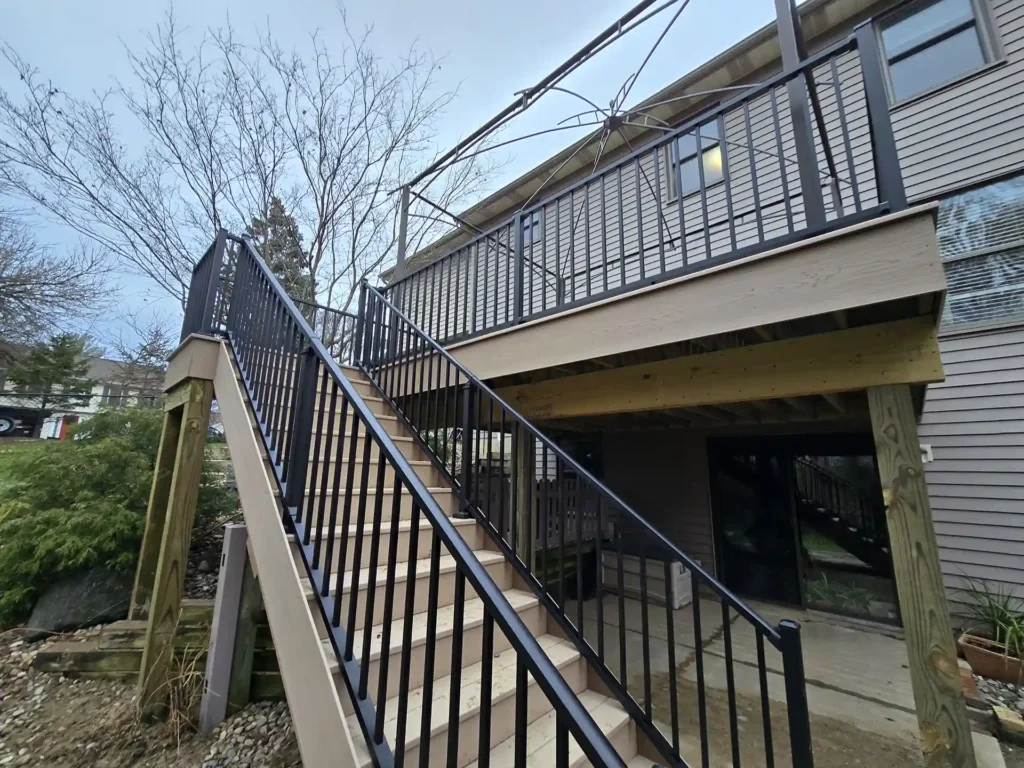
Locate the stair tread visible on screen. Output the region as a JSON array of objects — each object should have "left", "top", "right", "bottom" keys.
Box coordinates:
[
  {"left": 466, "top": 690, "right": 631, "bottom": 768},
  {"left": 303, "top": 549, "right": 506, "bottom": 598},
  {"left": 325, "top": 588, "right": 540, "bottom": 670},
  {"left": 302, "top": 515, "right": 477, "bottom": 540},
  {"left": 299, "top": 485, "right": 453, "bottom": 496},
  {"left": 349, "top": 635, "right": 581, "bottom": 766}
]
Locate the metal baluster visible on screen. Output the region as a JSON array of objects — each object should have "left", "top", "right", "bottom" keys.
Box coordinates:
[
  {"left": 617, "top": 167, "right": 628, "bottom": 283},
  {"left": 743, "top": 101, "right": 766, "bottom": 243},
  {"left": 718, "top": 114, "right": 738, "bottom": 251},
  {"left": 757, "top": 632, "right": 775, "bottom": 768},
  {"left": 332, "top": 419, "right": 363, "bottom": 625},
  {"left": 393, "top": 503, "right": 422, "bottom": 765},
  {"left": 478, "top": 611, "right": 495, "bottom": 767},
  {"left": 723, "top": 603, "right": 741, "bottom": 767},
  {"left": 358, "top": 450, "right": 389, "bottom": 697},
  {"left": 311, "top": 382, "right": 339, "bottom": 566},
  {"left": 769, "top": 88, "right": 794, "bottom": 233},
  {"left": 616, "top": 519, "right": 627, "bottom": 694},
  {"left": 664, "top": 560, "right": 680, "bottom": 756},
  {"left": 418, "top": 534, "right": 442, "bottom": 768},
  {"left": 692, "top": 572, "right": 709, "bottom": 768},
  {"left": 373, "top": 483, "right": 405, "bottom": 744},
  {"left": 640, "top": 548, "right": 652, "bottom": 716},
  {"left": 305, "top": 368, "right": 330, "bottom": 540},
  {"left": 830, "top": 56, "right": 861, "bottom": 213},
  {"left": 445, "top": 570, "right": 467, "bottom": 768},
  {"left": 653, "top": 149, "right": 666, "bottom": 274},
  {"left": 344, "top": 420, "right": 376, "bottom": 659},
  {"left": 695, "top": 126, "right": 713, "bottom": 261},
  {"left": 515, "top": 655, "right": 528, "bottom": 767},
  {"left": 599, "top": 175, "right": 608, "bottom": 294},
  {"left": 584, "top": 183, "right": 592, "bottom": 298},
  {"left": 556, "top": 716, "right": 569, "bottom": 768},
  {"left": 634, "top": 157, "right": 645, "bottom": 280}
]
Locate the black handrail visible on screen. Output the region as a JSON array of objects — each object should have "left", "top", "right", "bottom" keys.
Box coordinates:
[
  {"left": 193, "top": 233, "right": 628, "bottom": 768},
  {"left": 359, "top": 280, "right": 816, "bottom": 768},
  {"left": 794, "top": 456, "right": 886, "bottom": 543},
  {"left": 381, "top": 30, "right": 904, "bottom": 351}
]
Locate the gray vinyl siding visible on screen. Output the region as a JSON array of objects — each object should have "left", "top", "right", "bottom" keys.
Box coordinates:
[
  {"left": 919, "top": 326, "right": 1024, "bottom": 616},
  {"left": 893, "top": 0, "right": 1024, "bottom": 201},
  {"left": 601, "top": 430, "right": 715, "bottom": 573}
]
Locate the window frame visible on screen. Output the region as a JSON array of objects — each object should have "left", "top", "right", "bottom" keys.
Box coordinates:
[
  {"left": 877, "top": 0, "right": 1001, "bottom": 106},
  {"left": 521, "top": 209, "right": 543, "bottom": 248},
  {"left": 666, "top": 117, "right": 727, "bottom": 203}
]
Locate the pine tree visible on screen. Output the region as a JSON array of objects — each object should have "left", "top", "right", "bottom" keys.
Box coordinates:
[
  {"left": 8, "top": 333, "right": 96, "bottom": 437},
  {"left": 246, "top": 197, "right": 314, "bottom": 302}
]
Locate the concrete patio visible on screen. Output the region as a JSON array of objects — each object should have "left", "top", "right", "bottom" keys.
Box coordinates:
[{"left": 567, "top": 594, "right": 1004, "bottom": 767}]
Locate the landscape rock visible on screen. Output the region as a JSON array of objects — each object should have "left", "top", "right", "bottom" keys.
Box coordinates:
[{"left": 23, "top": 567, "right": 132, "bottom": 641}]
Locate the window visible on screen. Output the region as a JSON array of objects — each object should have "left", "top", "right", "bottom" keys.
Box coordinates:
[
  {"left": 101, "top": 383, "right": 124, "bottom": 404},
  {"left": 669, "top": 121, "right": 724, "bottom": 199},
  {"left": 879, "top": 0, "right": 994, "bottom": 103},
  {"left": 522, "top": 210, "right": 543, "bottom": 247}
]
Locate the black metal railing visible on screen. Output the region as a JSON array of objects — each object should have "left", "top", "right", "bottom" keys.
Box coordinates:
[
  {"left": 187, "top": 233, "right": 628, "bottom": 768},
  {"left": 382, "top": 26, "right": 904, "bottom": 348},
  {"left": 359, "top": 281, "right": 816, "bottom": 768},
  {"left": 293, "top": 298, "right": 359, "bottom": 365},
  {"left": 794, "top": 456, "right": 886, "bottom": 548}
]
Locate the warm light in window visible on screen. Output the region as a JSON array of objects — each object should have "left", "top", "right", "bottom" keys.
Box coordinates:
[{"left": 703, "top": 145, "right": 723, "bottom": 175}]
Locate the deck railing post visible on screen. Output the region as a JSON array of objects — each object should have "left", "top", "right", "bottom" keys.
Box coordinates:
[
  {"left": 513, "top": 212, "right": 525, "bottom": 324},
  {"left": 778, "top": 620, "right": 815, "bottom": 768},
  {"left": 201, "top": 229, "right": 229, "bottom": 335},
  {"left": 457, "top": 385, "right": 475, "bottom": 519},
  {"left": 855, "top": 23, "right": 907, "bottom": 212},
  {"left": 774, "top": 0, "right": 826, "bottom": 228},
  {"left": 284, "top": 345, "right": 318, "bottom": 512},
  {"left": 354, "top": 281, "right": 368, "bottom": 366}
]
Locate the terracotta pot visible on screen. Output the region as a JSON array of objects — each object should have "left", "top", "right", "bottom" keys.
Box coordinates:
[{"left": 959, "top": 632, "right": 1024, "bottom": 686}]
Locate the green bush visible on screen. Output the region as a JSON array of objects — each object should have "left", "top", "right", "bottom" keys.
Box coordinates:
[{"left": 0, "top": 405, "right": 238, "bottom": 626}]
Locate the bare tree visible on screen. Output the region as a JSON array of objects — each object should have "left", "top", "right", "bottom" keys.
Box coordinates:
[
  {"left": 0, "top": 213, "right": 111, "bottom": 343},
  {"left": 108, "top": 314, "right": 175, "bottom": 397},
  {"left": 0, "top": 8, "right": 499, "bottom": 312}
]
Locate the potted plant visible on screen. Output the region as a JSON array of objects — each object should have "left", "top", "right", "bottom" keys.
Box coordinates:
[{"left": 957, "top": 577, "right": 1024, "bottom": 686}]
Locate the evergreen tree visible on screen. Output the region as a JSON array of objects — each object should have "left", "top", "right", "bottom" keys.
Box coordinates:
[
  {"left": 8, "top": 333, "right": 96, "bottom": 437},
  {"left": 246, "top": 197, "right": 314, "bottom": 302}
]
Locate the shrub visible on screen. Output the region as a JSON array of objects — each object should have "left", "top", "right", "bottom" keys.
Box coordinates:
[{"left": 0, "top": 404, "right": 238, "bottom": 626}]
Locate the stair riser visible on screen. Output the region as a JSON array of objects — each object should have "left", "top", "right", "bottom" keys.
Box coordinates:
[
  {"left": 575, "top": 720, "right": 636, "bottom": 768},
  {"left": 406, "top": 657, "right": 589, "bottom": 768},
  {"left": 296, "top": 524, "right": 484, "bottom": 574},
  {"left": 301, "top": 490, "right": 458, "bottom": 522},
  {"left": 337, "top": 603, "right": 545, "bottom": 717},
  {"left": 305, "top": 460, "right": 442, "bottom": 491},
  {"left": 314, "top": 561, "right": 512, "bottom": 635}
]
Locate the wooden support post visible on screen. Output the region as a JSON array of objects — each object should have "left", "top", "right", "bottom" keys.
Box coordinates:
[
  {"left": 137, "top": 377, "right": 214, "bottom": 717},
  {"left": 130, "top": 408, "right": 185, "bottom": 620},
  {"left": 227, "top": 554, "right": 264, "bottom": 715},
  {"left": 515, "top": 423, "right": 535, "bottom": 565},
  {"left": 199, "top": 524, "right": 248, "bottom": 733},
  {"left": 867, "top": 385, "right": 976, "bottom": 768}
]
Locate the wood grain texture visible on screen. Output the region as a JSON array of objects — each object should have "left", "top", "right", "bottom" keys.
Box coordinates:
[
  {"left": 138, "top": 378, "right": 214, "bottom": 716},
  {"left": 868, "top": 385, "right": 976, "bottom": 768},
  {"left": 130, "top": 408, "right": 183, "bottom": 620},
  {"left": 498, "top": 317, "right": 944, "bottom": 419}
]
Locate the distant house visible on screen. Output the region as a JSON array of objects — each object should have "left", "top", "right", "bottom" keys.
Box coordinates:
[{"left": 0, "top": 354, "right": 162, "bottom": 438}]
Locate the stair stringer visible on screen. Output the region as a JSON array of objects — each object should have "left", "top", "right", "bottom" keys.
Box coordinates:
[{"left": 212, "top": 339, "right": 360, "bottom": 768}]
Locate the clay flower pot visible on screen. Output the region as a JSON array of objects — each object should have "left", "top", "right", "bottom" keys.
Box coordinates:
[{"left": 959, "top": 632, "right": 1024, "bottom": 686}]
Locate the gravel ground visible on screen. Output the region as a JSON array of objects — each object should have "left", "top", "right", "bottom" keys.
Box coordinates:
[
  {"left": 976, "top": 674, "right": 1024, "bottom": 714},
  {"left": 0, "top": 633, "right": 299, "bottom": 767}
]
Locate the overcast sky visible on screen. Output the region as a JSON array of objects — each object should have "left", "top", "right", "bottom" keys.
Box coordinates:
[{"left": 2, "top": 0, "right": 786, "bottom": 345}]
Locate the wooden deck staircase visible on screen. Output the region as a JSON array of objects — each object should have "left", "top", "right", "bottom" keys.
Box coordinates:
[
  {"left": 272, "top": 363, "right": 648, "bottom": 766},
  {"left": 171, "top": 231, "right": 817, "bottom": 768}
]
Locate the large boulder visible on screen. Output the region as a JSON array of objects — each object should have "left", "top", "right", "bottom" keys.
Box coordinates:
[{"left": 24, "top": 567, "right": 133, "bottom": 641}]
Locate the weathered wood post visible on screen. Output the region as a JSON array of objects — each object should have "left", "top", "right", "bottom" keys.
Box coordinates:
[
  {"left": 867, "top": 384, "right": 976, "bottom": 768},
  {"left": 133, "top": 335, "right": 218, "bottom": 717}
]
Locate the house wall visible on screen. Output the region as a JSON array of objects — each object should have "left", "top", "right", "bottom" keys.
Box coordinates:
[
  {"left": 601, "top": 430, "right": 716, "bottom": 574},
  {"left": 920, "top": 325, "right": 1024, "bottom": 615}
]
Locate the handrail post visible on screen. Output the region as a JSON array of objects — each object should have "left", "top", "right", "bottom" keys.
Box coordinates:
[
  {"left": 513, "top": 212, "right": 525, "bottom": 324},
  {"left": 354, "top": 281, "right": 368, "bottom": 366},
  {"left": 202, "top": 229, "right": 229, "bottom": 335},
  {"left": 284, "top": 345, "right": 318, "bottom": 513},
  {"left": 855, "top": 23, "right": 907, "bottom": 212},
  {"left": 774, "top": 0, "right": 826, "bottom": 228},
  {"left": 778, "top": 620, "right": 815, "bottom": 768},
  {"left": 456, "top": 384, "right": 475, "bottom": 519}
]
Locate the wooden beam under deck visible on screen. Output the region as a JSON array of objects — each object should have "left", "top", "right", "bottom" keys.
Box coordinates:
[{"left": 496, "top": 317, "right": 944, "bottom": 421}]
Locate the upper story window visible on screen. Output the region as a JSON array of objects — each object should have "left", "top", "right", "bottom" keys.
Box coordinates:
[
  {"left": 879, "top": 0, "right": 996, "bottom": 103},
  {"left": 669, "top": 121, "right": 724, "bottom": 199},
  {"left": 101, "top": 383, "right": 125, "bottom": 404},
  {"left": 522, "top": 210, "right": 543, "bottom": 247}
]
